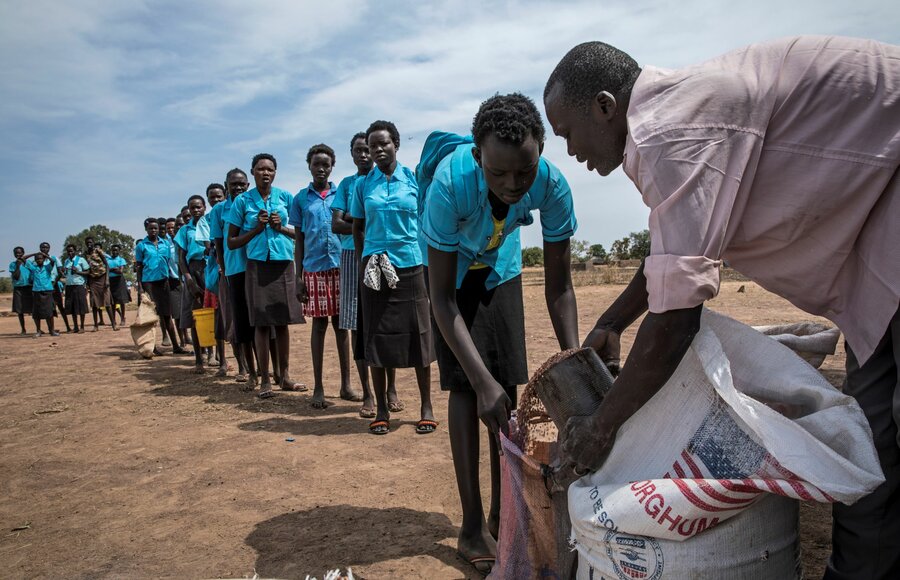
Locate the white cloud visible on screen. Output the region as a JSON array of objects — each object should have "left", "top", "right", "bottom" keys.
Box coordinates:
[{"left": 1, "top": 0, "right": 898, "bottom": 261}]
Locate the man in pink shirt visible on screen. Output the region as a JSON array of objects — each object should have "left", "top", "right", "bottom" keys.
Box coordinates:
[{"left": 544, "top": 36, "right": 899, "bottom": 579}]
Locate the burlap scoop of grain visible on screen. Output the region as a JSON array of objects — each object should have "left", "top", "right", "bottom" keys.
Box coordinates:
[{"left": 130, "top": 299, "right": 160, "bottom": 359}]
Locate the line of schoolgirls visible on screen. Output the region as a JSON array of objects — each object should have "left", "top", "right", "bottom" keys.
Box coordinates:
[
  {"left": 10, "top": 241, "right": 131, "bottom": 337},
  {"left": 129, "top": 92, "right": 578, "bottom": 576}
]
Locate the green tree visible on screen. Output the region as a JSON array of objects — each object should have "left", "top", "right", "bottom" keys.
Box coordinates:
[
  {"left": 64, "top": 225, "right": 137, "bottom": 281},
  {"left": 590, "top": 243, "right": 608, "bottom": 264},
  {"left": 569, "top": 239, "right": 592, "bottom": 263},
  {"left": 609, "top": 237, "right": 631, "bottom": 261},
  {"left": 0, "top": 277, "right": 12, "bottom": 293},
  {"left": 521, "top": 246, "right": 544, "bottom": 267},
  {"left": 628, "top": 229, "right": 651, "bottom": 259}
]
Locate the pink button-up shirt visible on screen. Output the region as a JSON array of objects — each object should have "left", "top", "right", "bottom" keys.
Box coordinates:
[{"left": 625, "top": 36, "right": 899, "bottom": 364}]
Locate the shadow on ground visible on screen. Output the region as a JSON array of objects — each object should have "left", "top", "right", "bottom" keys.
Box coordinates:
[
  {"left": 238, "top": 416, "right": 424, "bottom": 438},
  {"left": 99, "top": 345, "right": 355, "bottom": 418},
  {"left": 246, "top": 504, "right": 474, "bottom": 579}
]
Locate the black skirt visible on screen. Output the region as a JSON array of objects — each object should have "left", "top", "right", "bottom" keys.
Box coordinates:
[
  {"left": 245, "top": 259, "right": 304, "bottom": 327},
  {"left": 12, "top": 286, "right": 33, "bottom": 314},
  {"left": 227, "top": 272, "right": 254, "bottom": 344},
  {"left": 65, "top": 285, "right": 89, "bottom": 316},
  {"left": 32, "top": 290, "right": 55, "bottom": 320},
  {"left": 360, "top": 264, "right": 435, "bottom": 368},
  {"left": 179, "top": 259, "right": 206, "bottom": 329},
  {"left": 109, "top": 276, "right": 131, "bottom": 304},
  {"left": 434, "top": 269, "right": 528, "bottom": 391},
  {"left": 144, "top": 279, "right": 172, "bottom": 318},
  {"left": 169, "top": 278, "right": 182, "bottom": 320}
]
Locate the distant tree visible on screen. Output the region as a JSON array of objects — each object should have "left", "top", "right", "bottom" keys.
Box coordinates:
[
  {"left": 609, "top": 237, "right": 632, "bottom": 261},
  {"left": 0, "top": 277, "right": 11, "bottom": 293},
  {"left": 522, "top": 246, "right": 544, "bottom": 267},
  {"left": 609, "top": 229, "right": 651, "bottom": 261},
  {"left": 628, "top": 229, "right": 651, "bottom": 259},
  {"left": 590, "top": 243, "right": 608, "bottom": 264},
  {"left": 64, "top": 225, "right": 137, "bottom": 281},
  {"left": 569, "top": 239, "right": 592, "bottom": 263}
]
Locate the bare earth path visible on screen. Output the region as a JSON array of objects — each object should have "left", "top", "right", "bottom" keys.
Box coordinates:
[{"left": 0, "top": 282, "right": 839, "bottom": 578}]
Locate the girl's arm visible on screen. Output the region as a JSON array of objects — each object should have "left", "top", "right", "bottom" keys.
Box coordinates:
[
  {"left": 227, "top": 221, "right": 265, "bottom": 250},
  {"left": 543, "top": 239, "right": 579, "bottom": 350}
]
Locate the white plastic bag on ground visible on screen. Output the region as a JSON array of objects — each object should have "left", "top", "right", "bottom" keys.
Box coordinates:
[
  {"left": 753, "top": 321, "right": 841, "bottom": 368},
  {"left": 569, "top": 309, "right": 883, "bottom": 579}
]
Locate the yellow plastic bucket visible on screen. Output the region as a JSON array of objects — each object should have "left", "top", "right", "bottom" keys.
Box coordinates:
[{"left": 192, "top": 307, "right": 216, "bottom": 347}]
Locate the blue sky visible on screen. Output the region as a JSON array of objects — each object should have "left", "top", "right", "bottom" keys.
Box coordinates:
[{"left": 1, "top": 0, "right": 897, "bottom": 272}]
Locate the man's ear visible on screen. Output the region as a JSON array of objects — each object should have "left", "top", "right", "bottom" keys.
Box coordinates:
[
  {"left": 471, "top": 146, "right": 482, "bottom": 166},
  {"left": 591, "top": 91, "right": 618, "bottom": 122}
]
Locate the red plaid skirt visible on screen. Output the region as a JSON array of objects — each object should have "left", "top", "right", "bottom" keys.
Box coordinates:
[{"left": 303, "top": 268, "right": 340, "bottom": 318}]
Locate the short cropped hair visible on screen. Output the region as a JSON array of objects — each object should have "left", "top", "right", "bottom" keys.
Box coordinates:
[
  {"left": 251, "top": 153, "right": 277, "bottom": 170},
  {"left": 225, "top": 168, "right": 247, "bottom": 181},
  {"left": 544, "top": 41, "right": 641, "bottom": 112},
  {"left": 472, "top": 92, "right": 545, "bottom": 147},
  {"left": 206, "top": 183, "right": 225, "bottom": 194},
  {"left": 365, "top": 120, "right": 400, "bottom": 147},
  {"left": 350, "top": 132, "right": 367, "bottom": 150},
  {"left": 187, "top": 194, "right": 206, "bottom": 207},
  {"left": 306, "top": 143, "right": 336, "bottom": 165}
]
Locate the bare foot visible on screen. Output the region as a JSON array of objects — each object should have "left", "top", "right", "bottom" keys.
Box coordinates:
[
  {"left": 310, "top": 389, "right": 331, "bottom": 409},
  {"left": 193, "top": 364, "right": 206, "bottom": 374},
  {"left": 340, "top": 387, "right": 363, "bottom": 402}
]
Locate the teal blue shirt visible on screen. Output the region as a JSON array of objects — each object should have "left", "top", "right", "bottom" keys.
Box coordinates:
[
  {"left": 208, "top": 197, "right": 248, "bottom": 276},
  {"left": 289, "top": 182, "right": 342, "bottom": 272},
  {"left": 331, "top": 174, "right": 363, "bottom": 251},
  {"left": 421, "top": 143, "right": 578, "bottom": 289},
  {"left": 107, "top": 256, "right": 127, "bottom": 278},
  {"left": 10, "top": 260, "right": 31, "bottom": 287},
  {"left": 348, "top": 163, "right": 423, "bottom": 268},
  {"left": 63, "top": 256, "right": 89, "bottom": 286},
  {"left": 25, "top": 261, "right": 56, "bottom": 292},
  {"left": 173, "top": 219, "right": 207, "bottom": 262},
  {"left": 226, "top": 187, "right": 295, "bottom": 262},
  {"left": 135, "top": 237, "right": 173, "bottom": 283}
]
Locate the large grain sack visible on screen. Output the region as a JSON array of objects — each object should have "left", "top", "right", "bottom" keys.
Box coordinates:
[
  {"left": 753, "top": 321, "right": 841, "bottom": 368},
  {"left": 569, "top": 309, "right": 883, "bottom": 579},
  {"left": 130, "top": 299, "right": 159, "bottom": 359}
]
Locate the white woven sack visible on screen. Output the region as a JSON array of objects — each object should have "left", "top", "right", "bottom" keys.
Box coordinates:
[{"left": 569, "top": 309, "right": 883, "bottom": 576}]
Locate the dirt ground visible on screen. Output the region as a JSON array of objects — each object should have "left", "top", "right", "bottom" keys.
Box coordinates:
[{"left": 0, "top": 281, "right": 840, "bottom": 579}]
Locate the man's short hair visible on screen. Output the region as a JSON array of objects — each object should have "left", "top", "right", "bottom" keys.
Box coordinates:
[{"left": 544, "top": 41, "right": 641, "bottom": 112}]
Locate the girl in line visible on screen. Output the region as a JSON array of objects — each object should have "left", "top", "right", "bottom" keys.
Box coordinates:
[
  {"left": 135, "top": 219, "right": 185, "bottom": 355},
  {"left": 423, "top": 93, "right": 579, "bottom": 574},
  {"left": 210, "top": 171, "right": 255, "bottom": 384},
  {"left": 227, "top": 153, "right": 304, "bottom": 399},
  {"left": 331, "top": 132, "right": 402, "bottom": 418},
  {"left": 349, "top": 120, "right": 435, "bottom": 435},
  {"left": 175, "top": 195, "right": 210, "bottom": 373},
  {"left": 84, "top": 237, "right": 117, "bottom": 331},
  {"left": 20, "top": 251, "right": 61, "bottom": 337},
  {"left": 10, "top": 246, "right": 34, "bottom": 334},
  {"left": 63, "top": 244, "right": 90, "bottom": 333},
  {"left": 107, "top": 244, "right": 130, "bottom": 326},
  {"left": 291, "top": 144, "right": 358, "bottom": 409},
  {"left": 39, "top": 242, "right": 70, "bottom": 332},
  {"left": 164, "top": 216, "right": 187, "bottom": 348}
]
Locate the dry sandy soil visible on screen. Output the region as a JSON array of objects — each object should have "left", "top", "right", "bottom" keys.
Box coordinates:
[{"left": 0, "top": 281, "right": 841, "bottom": 578}]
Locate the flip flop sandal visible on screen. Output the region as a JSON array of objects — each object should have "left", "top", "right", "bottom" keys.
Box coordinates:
[
  {"left": 368, "top": 420, "right": 390, "bottom": 435},
  {"left": 257, "top": 388, "right": 276, "bottom": 399},
  {"left": 358, "top": 407, "right": 377, "bottom": 419},
  {"left": 415, "top": 419, "right": 439, "bottom": 435},
  {"left": 459, "top": 553, "right": 495, "bottom": 576},
  {"left": 388, "top": 400, "right": 406, "bottom": 413},
  {"left": 280, "top": 380, "right": 308, "bottom": 392}
]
